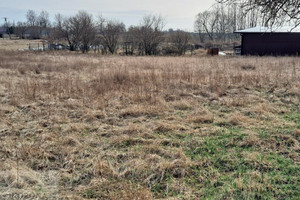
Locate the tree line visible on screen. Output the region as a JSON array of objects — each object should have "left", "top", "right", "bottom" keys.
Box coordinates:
[
  {"left": 194, "top": 3, "right": 262, "bottom": 43},
  {"left": 2, "top": 10, "right": 192, "bottom": 55},
  {"left": 218, "top": 0, "right": 300, "bottom": 27},
  {"left": 2, "top": 0, "right": 299, "bottom": 53},
  {"left": 194, "top": 0, "right": 300, "bottom": 43}
]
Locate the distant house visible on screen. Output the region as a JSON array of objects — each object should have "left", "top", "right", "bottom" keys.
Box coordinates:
[
  {"left": 235, "top": 26, "right": 300, "bottom": 56},
  {"left": 24, "top": 27, "right": 50, "bottom": 39},
  {"left": 0, "top": 27, "right": 7, "bottom": 37}
]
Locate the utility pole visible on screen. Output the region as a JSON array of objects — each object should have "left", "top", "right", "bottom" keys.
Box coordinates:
[{"left": 3, "top": 17, "right": 11, "bottom": 39}]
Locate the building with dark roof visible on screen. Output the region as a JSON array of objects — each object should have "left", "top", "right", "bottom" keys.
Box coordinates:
[
  {"left": 235, "top": 26, "right": 300, "bottom": 56},
  {"left": 0, "top": 27, "right": 7, "bottom": 37}
]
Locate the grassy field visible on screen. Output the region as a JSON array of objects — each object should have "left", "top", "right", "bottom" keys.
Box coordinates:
[
  {"left": 0, "top": 48, "right": 299, "bottom": 199},
  {"left": 0, "top": 39, "right": 45, "bottom": 51}
]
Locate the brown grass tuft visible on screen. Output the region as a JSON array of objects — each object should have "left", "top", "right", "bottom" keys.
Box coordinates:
[
  {"left": 228, "top": 113, "right": 249, "bottom": 126},
  {"left": 190, "top": 113, "right": 214, "bottom": 124},
  {"left": 63, "top": 136, "right": 81, "bottom": 146},
  {"left": 119, "top": 105, "right": 160, "bottom": 118},
  {"left": 293, "top": 129, "right": 300, "bottom": 137},
  {"left": 93, "top": 158, "right": 115, "bottom": 178},
  {"left": 241, "top": 64, "right": 256, "bottom": 71}
]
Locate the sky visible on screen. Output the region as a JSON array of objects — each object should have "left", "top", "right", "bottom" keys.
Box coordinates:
[{"left": 0, "top": 0, "right": 215, "bottom": 31}]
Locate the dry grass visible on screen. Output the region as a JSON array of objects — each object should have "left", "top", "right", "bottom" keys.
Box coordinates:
[
  {"left": 0, "top": 48, "right": 299, "bottom": 199},
  {"left": 0, "top": 39, "right": 44, "bottom": 51}
]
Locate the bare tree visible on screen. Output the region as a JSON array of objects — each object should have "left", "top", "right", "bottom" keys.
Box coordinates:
[
  {"left": 77, "top": 11, "right": 96, "bottom": 53},
  {"left": 62, "top": 16, "right": 81, "bottom": 51},
  {"left": 38, "top": 10, "right": 50, "bottom": 28},
  {"left": 218, "top": 0, "right": 300, "bottom": 27},
  {"left": 195, "top": 2, "right": 265, "bottom": 43},
  {"left": 14, "top": 22, "right": 28, "bottom": 39},
  {"left": 122, "top": 27, "right": 138, "bottom": 55},
  {"left": 53, "top": 11, "right": 96, "bottom": 52},
  {"left": 26, "top": 10, "right": 40, "bottom": 39},
  {"left": 194, "top": 15, "right": 206, "bottom": 43},
  {"left": 169, "top": 30, "right": 191, "bottom": 55},
  {"left": 132, "top": 15, "right": 166, "bottom": 55},
  {"left": 26, "top": 10, "right": 37, "bottom": 27},
  {"left": 38, "top": 10, "right": 50, "bottom": 37},
  {"left": 97, "top": 17, "right": 125, "bottom": 54},
  {"left": 50, "top": 13, "right": 66, "bottom": 42},
  {"left": 195, "top": 10, "right": 219, "bottom": 41}
]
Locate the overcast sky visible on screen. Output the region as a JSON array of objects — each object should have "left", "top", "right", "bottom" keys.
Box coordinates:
[{"left": 0, "top": 0, "right": 216, "bottom": 31}]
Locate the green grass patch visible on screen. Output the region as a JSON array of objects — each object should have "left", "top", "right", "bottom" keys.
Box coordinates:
[{"left": 282, "top": 112, "right": 300, "bottom": 128}]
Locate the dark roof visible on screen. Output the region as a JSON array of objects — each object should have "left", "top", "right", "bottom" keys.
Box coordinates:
[
  {"left": 0, "top": 27, "right": 6, "bottom": 34},
  {"left": 235, "top": 26, "right": 300, "bottom": 34}
]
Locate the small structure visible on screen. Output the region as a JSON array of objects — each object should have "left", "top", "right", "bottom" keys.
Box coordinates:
[
  {"left": 0, "top": 27, "right": 7, "bottom": 38},
  {"left": 194, "top": 44, "right": 203, "bottom": 49},
  {"left": 235, "top": 26, "right": 300, "bottom": 56},
  {"left": 234, "top": 45, "right": 241, "bottom": 55},
  {"left": 207, "top": 48, "right": 219, "bottom": 56}
]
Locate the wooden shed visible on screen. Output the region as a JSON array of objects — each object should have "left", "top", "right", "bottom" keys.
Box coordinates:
[{"left": 235, "top": 26, "right": 300, "bottom": 56}]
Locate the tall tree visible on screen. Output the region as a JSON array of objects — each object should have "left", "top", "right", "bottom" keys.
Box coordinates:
[
  {"left": 169, "top": 30, "right": 191, "bottom": 55},
  {"left": 194, "top": 10, "right": 219, "bottom": 41},
  {"left": 38, "top": 10, "right": 50, "bottom": 28},
  {"left": 53, "top": 11, "right": 96, "bottom": 52},
  {"left": 122, "top": 27, "right": 139, "bottom": 55},
  {"left": 26, "top": 10, "right": 37, "bottom": 27},
  {"left": 131, "top": 15, "right": 166, "bottom": 55},
  {"left": 38, "top": 10, "right": 50, "bottom": 37},
  {"left": 77, "top": 11, "right": 96, "bottom": 53},
  {"left": 97, "top": 17, "right": 125, "bottom": 54},
  {"left": 63, "top": 15, "right": 82, "bottom": 51},
  {"left": 51, "top": 13, "right": 66, "bottom": 41},
  {"left": 26, "top": 10, "right": 39, "bottom": 38},
  {"left": 15, "top": 22, "right": 28, "bottom": 39}
]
